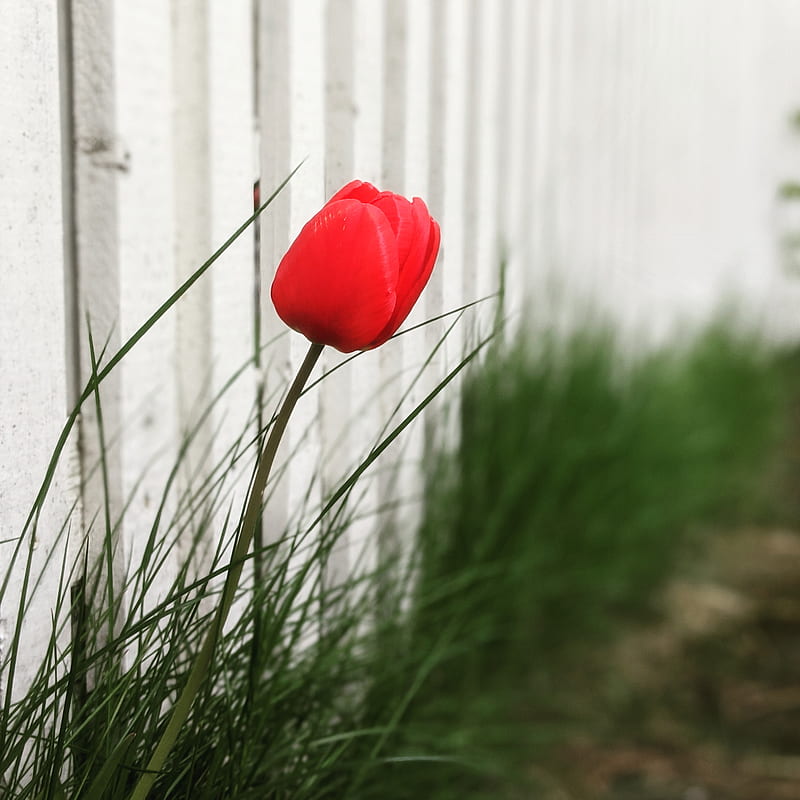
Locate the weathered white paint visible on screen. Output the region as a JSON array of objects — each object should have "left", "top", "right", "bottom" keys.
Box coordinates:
[
  {"left": 171, "top": 0, "right": 213, "bottom": 526},
  {"left": 441, "top": 0, "right": 469, "bottom": 361},
  {"left": 4, "top": 0, "right": 800, "bottom": 699},
  {"left": 258, "top": 0, "right": 327, "bottom": 615},
  {"left": 473, "top": 0, "right": 503, "bottom": 334},
  {"left": 0, "top": 0, "right": 77, "bottom": 700},
  {"left": 113, "top": 0, "right": 179, "bottom": 611},
  {"left": 502, "top": 0, "right": 536, "bottom": 328},
  {"left": 343, "top": 0, "right": 387, "bottom": 581},
  {"left": 392, "top": 0, "right": 434, "bottom": 559},
  {"left": 319, "top": 0, "right": 359, "bottom": 585},
  {"left": 424, "top": 0, "right": 447, "bottom": 358},
  {"left": 70, "top": 0, "right": 127, "bottom": 617},
  {"left": 206, "top": 0, "right": 259, "bottom": 614}
]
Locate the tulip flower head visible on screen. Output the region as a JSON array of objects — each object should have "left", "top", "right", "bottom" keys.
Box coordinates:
[{"left": 271, "top": 180, "right": 441, "bottom": 353}]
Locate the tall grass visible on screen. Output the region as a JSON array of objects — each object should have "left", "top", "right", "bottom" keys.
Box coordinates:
[
  {"left": 417, "top": 323, "right": 787, "bottom": 655},
  {"left": 1, "top": 233, "right": 793, "bottom": 800},
  {"left": 375, "top": 321, "right": 792, "bottom": 798}
]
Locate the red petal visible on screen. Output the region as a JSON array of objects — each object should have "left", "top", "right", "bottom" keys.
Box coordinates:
[
  {"left": 366, "top": 198, "right": 440, "bottom": 348},
  {"left": 326, "top": 179, "right": 381, "bottom": 206},
  {"left": 271, "top": 200, "right": 399, "bottom": 352},
  {"left": 371, "top": 192, "right": 415, "bottom": 270}
]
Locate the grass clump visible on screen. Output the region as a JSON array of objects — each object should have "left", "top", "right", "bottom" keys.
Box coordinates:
[
  {"left": 2, "top": 311, "right": 794, "bottom": 800},
  {"left": 385, "top": 320, "right": 792, "bottom": 795}
]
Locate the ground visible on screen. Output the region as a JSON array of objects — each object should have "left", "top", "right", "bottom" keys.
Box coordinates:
[{"left": 541, "top": 527, "right": 800, "bottom": 800}]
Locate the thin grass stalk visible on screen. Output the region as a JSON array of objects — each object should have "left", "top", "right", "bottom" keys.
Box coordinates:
[{"left": 129, "top": 342, "right": 324, "bottom": 800}]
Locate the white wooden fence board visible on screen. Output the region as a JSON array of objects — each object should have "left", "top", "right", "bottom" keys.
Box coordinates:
[
  {"left": 525, "top": 0, "right": 554, "bottom": 327},
  {"left": 404, "top": 0, "right": 433, "bottom": 348},
  {"left": 320, "top": 0, "right": 359, "bottom": 584},
  {"left": 393, "top": 0, "right": 433, "bottom": 557},
  {"left": 257, "top": 0, "right": 294, "bottom": 553},
  {"left": 112, "top": 0, "right": 180, "bottom": 604},
  {"left": 404, "top": 0, "right": 431, "bottom": 203},
  {"left": 258, "top": 0, "right": 325, "bottom": 572},
  {"left": 405, "top": 0, "right": 438, "bottom": 391},
  {"left": 502, "top": 0, "right": 535, "bottom": 328},
  {"left": 473, "top": 0, "right": 502, "bottom": 336},
  {"left": 441, "top": 0, "right": 469, "bottom": 364},
  {"left": 171, "top": 0, "right": 213, "bottom": 524},
  {"left": 378, "top": 0, "right": 409, "bottom": 504},
  {"left": 343, "top": 0, "right": 387, "bottom": 580},
  {"left": 285, "top": 0, "right": 325, "bottom": 538},
  {"left": 323, "top": 0, "right": 355, "bottom": 200},
  {"left": 423, "top": 0, "right": 447, "bottom": 365},
  {"left": 0, "top": 0, "right": 77, "bottom": 700},
  {"left": 71, "top": 0, "right": 126, "bottom": 597},
  {"left": 207, "top": 0, "right": 258, "bottom": 548},
  {"left": 374, "top": 0, "right": 435, "bottom": 565},
  {"left": 460, "top": 1, "right": 480, "bottom": 328},
  {"left": 433, "top": 0, "right": 471, "bottom": 452}
]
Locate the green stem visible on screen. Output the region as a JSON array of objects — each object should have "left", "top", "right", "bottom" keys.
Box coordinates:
[{"left": 129, "top": 341, "right": 324, "bottom": 800}]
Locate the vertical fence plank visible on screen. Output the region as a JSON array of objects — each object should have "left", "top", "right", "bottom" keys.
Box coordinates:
[
  {"left": 441, "top": 0, "right": 469, "bottom": 365},
  {"left": 320, "top": 0, "right": 358, "bottom": 583},
  {"left": 285, "top": 0, "right": 325, "bottom": 539},
  {"left": 0, "top": 0, "right": 77, "bottom": 700},
  {"left": 430, "top": 0, "right": 471, "bottom": 458},
  {"left": 342, "top": 0, "right": 387, "bottom": 579},
  {"left": 526, "top": 0, "right": 554, "bottom": 323},
  {"left": 378, "top": 0, "right": 408, "bottom": 451},
  {"left": 257, "top": 0, "right": 293, "bottom": 553},
  {"left": 460, "top": 0, "right": 480, "bottom": 327},
  {"left": 171, "top": 0, "right": 211, "bottom": 450},
  {"left": 258, "top": 0, "right": 325, "bottom": 589},
  {"left": 171, "top": 0, "right": 256, "bottom": 584},
  {"left": 502, "top": 0, "right": 535, "bottom": 327},
  {"left": 171, "top": 0, "right": 213, "bottom": 563},
  {"left": 393, "top": 0, "right": 433, "bottom": 552},
  {"left": 379, "top": 0, "right": 418, "bottom": 561},
  {"left": 207, "top": 0, "right": 257, "bottom": 550},
  {"left": 324, "top": 0, "right": 355, "bottom": 201},
  {"left": 113, "top": 0, "right": 180, "bottom": 603},
  {"left": 71, "top": 0, "right": 127, "bottom": 605},
  {"left": 473, "top": 0, "right": 503, "bottom": 334},
  {"left": 424, "top": 0, "right": 447, "bottom": 362},
  {"left": 353, "top": 0, "right": 385, "bottom": 187}
]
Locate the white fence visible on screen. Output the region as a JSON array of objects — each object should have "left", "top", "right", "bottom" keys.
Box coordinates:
[{"left": 3, "top": 0, "right": 800, "bottom": 694}]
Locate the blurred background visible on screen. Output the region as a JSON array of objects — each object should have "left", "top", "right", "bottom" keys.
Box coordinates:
[{"left": 3, "top": 1, "right": 800, "bottom": 797}]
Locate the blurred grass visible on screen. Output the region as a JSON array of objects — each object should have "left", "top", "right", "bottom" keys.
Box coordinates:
[
  {"left": 354, "top": 319, "right": 796, "bottom": 798},
  {"left": 3, "top": 316, "right": 797, "bottom": 800}
]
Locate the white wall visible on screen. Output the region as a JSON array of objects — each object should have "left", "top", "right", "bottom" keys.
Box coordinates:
[{"left": 525, "top": 0, "right": 800, "bottom": 345}]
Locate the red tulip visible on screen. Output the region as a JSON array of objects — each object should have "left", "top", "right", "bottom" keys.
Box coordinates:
[{"left": 271, "top": 180, "right": 441, "bottom": 353}]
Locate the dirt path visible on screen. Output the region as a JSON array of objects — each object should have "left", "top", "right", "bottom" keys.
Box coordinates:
[{"left": 542, "top": 528, "right": 800, "bottom": 800}]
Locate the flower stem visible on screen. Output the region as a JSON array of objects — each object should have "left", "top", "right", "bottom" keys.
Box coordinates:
[{"left": 129, "top": 341, "right": 324, "bottom": 800}]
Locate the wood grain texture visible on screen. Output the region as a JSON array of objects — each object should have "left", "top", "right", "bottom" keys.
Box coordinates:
[
  {"left": 0, "top": 0, "right": 77, "bottom": 700},
  {"left": 207, "top": 0, "right": 259, "bottom": 603},
  {"left": 258, "top": 0, "right": 326, "bottom": 600},
  {"left": 113, "top": 0, "right": 179, "bottom": 610},
  {"left": 320, "top": 0, "right": 358, "bottom": 584},
  {"left": 71, "top": 0, "right": 126, "bottom": 601}
]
